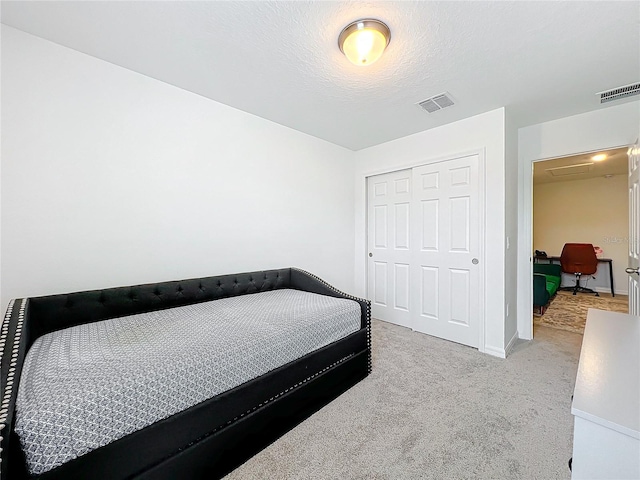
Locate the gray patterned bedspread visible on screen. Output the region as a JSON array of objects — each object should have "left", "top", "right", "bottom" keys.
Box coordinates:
[{"left": 15, "top": 289, "right": 361, "bottom": 475}]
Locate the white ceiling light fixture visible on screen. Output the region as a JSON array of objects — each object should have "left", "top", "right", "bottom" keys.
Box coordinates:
[
  {"left": 591, "top": 153, "right": 607, "bottom": 161},
  {"left": 338, "top": 19, "right": 390, "bottom": 66}
]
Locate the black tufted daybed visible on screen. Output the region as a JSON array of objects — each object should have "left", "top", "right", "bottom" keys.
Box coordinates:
[{"left": 0, "top": 268, "right": 371, "bottom": 479}]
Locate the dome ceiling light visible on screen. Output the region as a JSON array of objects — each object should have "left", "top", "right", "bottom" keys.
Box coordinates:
[{"left": 338, "top": 19, "right": 391, "bottom": 66}]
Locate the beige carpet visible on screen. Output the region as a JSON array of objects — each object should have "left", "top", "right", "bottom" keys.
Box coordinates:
[
  {"left": 224, "top": 320, "right": 581, "bottom": 480},
  {"left": 535, "top": 291, "right": 628, "bottom": 334}
]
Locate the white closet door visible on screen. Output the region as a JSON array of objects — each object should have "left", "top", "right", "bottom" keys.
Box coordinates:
[
  {"left": 366, "top": 154, "right": 483, "bottom": 347},
  {"left": 410, "top": 155, "right": 481, "bottom": 347},
  {"left": 367, "top": 169, "right": 412, "bottom": 329}
]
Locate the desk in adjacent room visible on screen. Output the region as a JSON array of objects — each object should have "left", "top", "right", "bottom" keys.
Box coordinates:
[{"left": 533, "top": 255, "right": 615, "bottom": 296}]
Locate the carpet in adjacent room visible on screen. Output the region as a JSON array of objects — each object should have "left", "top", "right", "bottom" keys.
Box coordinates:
[
  {"left": 534, "top": 290, "right": 628, "bottom": 334},
  {"left": 224, "top": 319, "right": 581, "bottom": 480}
]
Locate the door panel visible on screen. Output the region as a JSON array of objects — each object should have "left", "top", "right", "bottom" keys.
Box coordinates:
[
  {"left": 395, "top": 203, "right": 410, "bottom": 249},
  {"left": 394, "top": 263, "right": 410, "bottom": 311},
  {"left": 450, "top": 268, "right": 471, "bottom": 326},
  {"left": 450, "top": 196, "right": 470, "bottom": 252},
  {"left": 422, "top": 171, "right": 439, "bottom": 189},
  {"left": 395, "top": 177, "right": 410, "bottom": 194},
  {"left": 367, "top": 169, "right": 413, "bottom": 328},
  {"left": 628, "top": 142, "right": 640, "bottom": 315},
  {"left": 373, "top": 205, "right": 387, "bottom": 248},
  {"left": 420, "top": 266, "right": 439, "bottom": 319},
  {"left": 411, "top": 155, "right": 480, "bottom": 347},
  {"left": 421, "top": 200, "right": 439, "bottom": 250},
  {"left": 373, "top": 262, "right": 387, "bottom": 306}
]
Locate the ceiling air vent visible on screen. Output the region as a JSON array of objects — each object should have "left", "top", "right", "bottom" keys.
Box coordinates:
[
  {"left": 546, "top": 163, "right": 593, "bottom": 177},
  {"left": 417, "top": 92, "right": 455, "bottom": 113},
  {"left": 597, "top": 83, "right": 640, "bottom": 103}
]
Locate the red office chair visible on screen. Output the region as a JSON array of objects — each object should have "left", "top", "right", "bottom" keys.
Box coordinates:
[{"left": 559, "top": 243, "right": 599, "bottom": 296}]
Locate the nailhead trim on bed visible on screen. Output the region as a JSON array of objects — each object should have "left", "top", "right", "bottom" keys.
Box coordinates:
[
  {"left": 366, "top": 302, "right": 372, "bottom": 373},
  {"left": 291, "top": 268, "right": 372, "bottom": 373},
  {"left": 0, "top": 299, "right": 20, "bottom": 466},
  {"left": 175, "top": 353, "right": 355, "bottom": 457}
]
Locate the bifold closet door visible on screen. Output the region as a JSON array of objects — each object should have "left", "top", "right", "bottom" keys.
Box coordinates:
[
  {"left": 367, "top": 169, "right": 412, "bottom": 329},
  {"left": 411, "top": 155, "right": 480, "bottom": 347}
]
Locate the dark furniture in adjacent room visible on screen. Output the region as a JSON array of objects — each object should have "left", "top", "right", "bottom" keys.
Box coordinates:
[
  {"left": 533, "top": 263, "right": 562, "bottom": 314},
  {"left": 533, "top": 255, "right": 614, "bottom": 297},
  {"left": 559, "top": 243, "right": 600, "bottom": 296},
  {"left": 0, "top": 268, "right": 371, "bottom": 480}
]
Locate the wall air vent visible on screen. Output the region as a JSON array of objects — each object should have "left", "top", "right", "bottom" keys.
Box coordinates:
[
  {"left": 417, "top": 92, "right": 455, "bottom": 113},
  {"left": 545, "top": 162, "right": 593, "bottom": 177},
  {"left": 597, "top": 82, "right": 640, "bottom": 103}
]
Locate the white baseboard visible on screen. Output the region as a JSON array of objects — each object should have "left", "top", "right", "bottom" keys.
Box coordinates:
[
  {"left": 505, "top": 330, "right": 519, "bottom": 357},
  {"left": 484, "top": 345, "right": 506, "bottom": 359},
  {"left": 593, "top": 286, "right": 627, "bottom": 296},
  {"left": 484, "top": 330, "right": 519, "bottom": 359}
]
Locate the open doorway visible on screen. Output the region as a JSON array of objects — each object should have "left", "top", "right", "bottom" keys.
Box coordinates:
[{"left": 531, "top": 146, "right": 629, "bottom": 335}]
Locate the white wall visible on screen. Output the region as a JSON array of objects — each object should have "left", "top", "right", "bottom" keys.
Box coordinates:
[
  {"left": 504, "top": 108, "right": 519, "bottom": 352},
  {"left": 1, "top": 26, "right": 355, "bottom": 312},
  {"left": 354, "top": 108, "right": 508, "bottom": 356},
  {"left": 518, "top": 101, "right": 640, "bottom": 338},
  {"left": 0, "top": 21, "right": 3, "bottom": 315}
]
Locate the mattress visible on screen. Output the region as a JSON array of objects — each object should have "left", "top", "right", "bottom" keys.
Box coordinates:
[{"left": 15, "top": 289, "right": 361, "bottom": 475}]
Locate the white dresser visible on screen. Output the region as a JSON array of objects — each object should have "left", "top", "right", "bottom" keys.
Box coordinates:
[{"left": 571, "top": 309, "right": 640, "bottom": 479}]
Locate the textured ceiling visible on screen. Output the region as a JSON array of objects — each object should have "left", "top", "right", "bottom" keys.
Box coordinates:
[
  {"left": 533, "top": 147, "right": 629, "bottom": 185},
  {"left": 2, "top": 1, "right": 639, "bottom": 150}
]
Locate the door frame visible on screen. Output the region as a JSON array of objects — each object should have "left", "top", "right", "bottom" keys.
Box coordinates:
[
  {"left": 519, "top": 142, "right": 632, "bottom": 340},
  {"left": 362, "top": 148, "right": 487, "bottom": 352}
]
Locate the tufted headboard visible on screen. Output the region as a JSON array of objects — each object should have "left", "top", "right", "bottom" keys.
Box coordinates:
[{"left": 26, "top": 268, "right": 291, "bottom": 346}]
